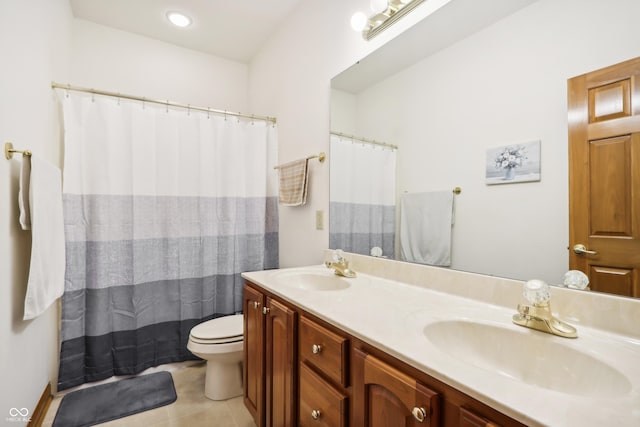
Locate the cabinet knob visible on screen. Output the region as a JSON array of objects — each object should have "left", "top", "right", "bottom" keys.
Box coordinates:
[
  {"left": 253, "top": 301, "right": 260, "bottom": 309},
  {"left": 312, "top": 344, "right": 322, "bottom": 354},
  {"left": 311, "top": 409, "right": 321, "bottom": 420},
  {"left": 262, "top": 307, "right": 270, "bottom": 315},
  {"left": 412, "top": 407, "right": 427, "bottom": 423}
]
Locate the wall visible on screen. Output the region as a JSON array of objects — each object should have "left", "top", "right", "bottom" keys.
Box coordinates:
[
  {"left": 70, "top": 19, "right": 249, "bottom": 111},
  {"left": 251, "top": 0, "right": 640, "bottom": 274},
  {"left": 0, "top": 0, "right": 72, "bottom": 421}
]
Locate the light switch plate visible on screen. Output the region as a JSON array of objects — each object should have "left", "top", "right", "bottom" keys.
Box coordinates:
[{"left": 315, "top": 210, "right": 324, "bottom": 230}]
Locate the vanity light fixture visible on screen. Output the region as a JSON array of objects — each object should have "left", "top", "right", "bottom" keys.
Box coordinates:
[
  {"left": 166, "top": 11, "right": 192, "bottom": 28},
  {"left": 352, "top": 0, "right": 426, "bottom": 40}
]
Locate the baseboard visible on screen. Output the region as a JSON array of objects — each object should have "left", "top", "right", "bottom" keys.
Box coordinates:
[{"left": 27, "top": 383, "right": 52, "bottom": 427}]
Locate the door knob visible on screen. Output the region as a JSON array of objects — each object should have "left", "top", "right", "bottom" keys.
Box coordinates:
[{"left": 573, "top": 244, "right": 598, "bottom": 255}]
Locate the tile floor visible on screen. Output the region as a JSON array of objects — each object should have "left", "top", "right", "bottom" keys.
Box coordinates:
[{"left": 42, "top": 362, "right": 256, "bottom": 427}]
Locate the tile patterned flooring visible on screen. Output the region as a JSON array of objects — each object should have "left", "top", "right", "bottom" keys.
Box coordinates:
[{"left": 42, "top": 362, "right": 256, "bottom": 427}]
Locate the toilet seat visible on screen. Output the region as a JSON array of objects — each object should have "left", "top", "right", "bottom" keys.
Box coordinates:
[{"left": 189, "top": 314, "right": 243, "bottom": 344}]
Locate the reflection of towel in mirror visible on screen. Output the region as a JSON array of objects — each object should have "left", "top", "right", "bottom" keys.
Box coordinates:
[
  {"left": 19, "top": 155, "right": 66, "bottom": 320},
  {"left": 278, "top": 159, "right": 309, "bottom": 206},
  {"left": 400, "top": 191, "right": 454, "bottom": 266}
]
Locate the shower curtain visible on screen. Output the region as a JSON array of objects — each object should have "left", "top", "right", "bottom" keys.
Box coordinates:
[
  {"left": 329, "top": 134, "right": 396, "bottom": 257},
  {"left": 57, "top": 92, "right": 278, "bottom": 390}
]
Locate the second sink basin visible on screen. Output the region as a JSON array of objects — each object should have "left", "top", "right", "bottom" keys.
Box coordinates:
[
  {"left": 423, "top": 320, "right": 631, "bottom": 397},
  {"left": 273, "top": 268, "right": 351, "bottom": 291}
]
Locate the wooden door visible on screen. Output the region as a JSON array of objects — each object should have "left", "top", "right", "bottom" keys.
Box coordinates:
[
  {"left": 568, "top": 56, "right": 640, "bottom": 298},
  {"left": 265, "top": 297, "right": 297, "bottom": 427},
  {"left": 243, "top": 284, "right": 265, "bottom": 427},
  {"left": 353, "top": 348, "right": 440, "bottom": 427}
]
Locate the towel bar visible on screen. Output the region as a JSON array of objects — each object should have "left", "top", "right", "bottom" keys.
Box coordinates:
[
  {"left": 274, "top": 152, "right": 325, "bottom": 170},
  {"left": 5, "top": 142, "right": 32, "bottom": 160}
]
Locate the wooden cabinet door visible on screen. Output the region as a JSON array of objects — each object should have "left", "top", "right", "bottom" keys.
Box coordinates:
[
  {"left": 568, "top": 56, "right": 640, "bottom": 297},
  {"left": 353, "top": 348, "right": 440, "bottom": 427},
  {"left": 265, "top": 297, "right": 297, "bottom": 427},
  {"left": 243, "top": 284, "right": 265, "bottom": 427}
]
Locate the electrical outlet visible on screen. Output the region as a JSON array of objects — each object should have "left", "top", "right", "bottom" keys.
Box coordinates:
[{"left": 315, "top": 210, "right": 324, "bottom": 230}]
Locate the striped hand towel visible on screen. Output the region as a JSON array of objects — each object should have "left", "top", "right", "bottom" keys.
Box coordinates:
[{"left": 278, "top": 158, "right": 309, "bottom": 206}]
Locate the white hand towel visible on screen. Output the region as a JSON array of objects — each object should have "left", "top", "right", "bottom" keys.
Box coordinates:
[
  {"left": 18, "top": 157, "right": 31, "bottom": 230},
  {"left": 400, "top": 191, "right": 454, "bottom": 266},
  {"left": 20, "top": 154, "right": 66, "bottom": 320}
]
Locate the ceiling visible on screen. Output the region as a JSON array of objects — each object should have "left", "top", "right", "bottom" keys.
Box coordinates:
[{"left": 69, "top": 0, "right": 304, "bottom": 63}]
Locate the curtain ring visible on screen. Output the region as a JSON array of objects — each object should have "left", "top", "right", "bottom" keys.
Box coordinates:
[
  {"left": 251, "top": 114, "right": 255, "bottom": 126},
  {"left": 166, "top": 100, "right": 169, "bottom": 113},
  {"left": 224, "top": 110, "right": 227, "bottom": 121},
  {"left": 207, "top": 107, "right": 210, "bottom": 119}
]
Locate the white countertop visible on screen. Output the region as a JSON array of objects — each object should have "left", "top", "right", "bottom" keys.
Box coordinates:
[{"left": 242, "top": 263, "right": 640, "bottom": 427}]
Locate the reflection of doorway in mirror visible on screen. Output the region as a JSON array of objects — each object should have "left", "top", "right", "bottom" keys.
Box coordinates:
[{"left": 485, "top": 140, "right": 541, "bottom": 185}]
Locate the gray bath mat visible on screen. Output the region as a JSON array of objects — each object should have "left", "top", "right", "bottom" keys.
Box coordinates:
[{"left": 52, "top": 371, "right": 177, "bottom": 427}]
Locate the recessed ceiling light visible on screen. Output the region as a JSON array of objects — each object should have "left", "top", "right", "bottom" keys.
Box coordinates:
[{"left": 167, "top": 11, "right": 192, "bottom": 28}]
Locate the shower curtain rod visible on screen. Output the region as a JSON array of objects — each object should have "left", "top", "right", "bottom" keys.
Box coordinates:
[
  {"left": 331, "top": 131, "right": 398, "bottom": 150},
  {"left": 51, "top": 82, "right": 277, "bottom": 124}
]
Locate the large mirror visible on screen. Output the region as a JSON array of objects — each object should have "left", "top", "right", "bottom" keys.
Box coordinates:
[{"left": 329, "top": 0, "right": 639, "bottom": 296}]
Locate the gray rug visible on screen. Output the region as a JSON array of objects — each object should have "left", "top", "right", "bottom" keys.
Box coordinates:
[{"left": 52, "top": 371, "right": 177, "bottom": 427}]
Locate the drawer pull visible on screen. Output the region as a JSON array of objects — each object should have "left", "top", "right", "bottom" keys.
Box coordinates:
[
  {"left": 262, "top": 307, "right": 270, "bottom": 315},
  {"left": 311, "top": 409, "right": 321, "bottom": 420},
  {"left": 253, "top": 301, "right": 260, "bottom": 309},
  {"left": 312, "top": 344, "right": 322, "bottom": 354},
  {"left": 412, "top": 407, "right": 427, "bottom": 423}
]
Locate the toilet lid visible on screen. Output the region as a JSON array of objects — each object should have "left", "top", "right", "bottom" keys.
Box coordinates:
[{"left": 190, "top": 314, "right": 243, "bottom": 341}]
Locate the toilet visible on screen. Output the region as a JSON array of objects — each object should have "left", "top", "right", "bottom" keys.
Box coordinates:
[{"left": 187, "top": 314, "right": 244, "bottom": 400}]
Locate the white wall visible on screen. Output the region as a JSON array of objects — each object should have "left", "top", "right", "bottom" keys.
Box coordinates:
[
  {"left": 71, "top": 19, "right": 249, "bottom": 111},
  {"left": 0, "top": 0, "right": 72, "bottom": 420},
  {"left": 251, "top": 0, "right": 640, "bottom": 276}
]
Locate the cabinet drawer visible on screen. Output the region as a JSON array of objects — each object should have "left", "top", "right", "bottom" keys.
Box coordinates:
[
  {"left": 299, "top": 316, "right": 349, "bottom": 386},
  {"left": 299, "top": 362, "right": 348, "bottom": 427}
]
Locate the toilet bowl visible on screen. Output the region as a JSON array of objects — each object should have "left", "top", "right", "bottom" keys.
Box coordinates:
[{"left": 187, "top": 314, "right": 244, "bottom": 400}]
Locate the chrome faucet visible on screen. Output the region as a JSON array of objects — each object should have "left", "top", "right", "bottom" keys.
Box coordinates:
[
  {"left": 325, "top": 249, "right": 356, "bottom": 278},
  {"left": 512, "top": 280, "right": 577, "bottom": 338}
]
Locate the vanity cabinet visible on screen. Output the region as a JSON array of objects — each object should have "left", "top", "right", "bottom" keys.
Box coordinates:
[
  {"left": 243, "top": 280, "right": 525, "bottom": 427},
  {"left": 243, "top": 284, "right": 297, "bottom": 427}
]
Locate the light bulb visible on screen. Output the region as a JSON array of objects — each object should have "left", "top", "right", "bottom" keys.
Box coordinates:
[
  {"left": 370, "top": 0, "right": 389, "bottom": 13},
  {"left": 350, "top": 12, "right": 368, "bottom": 31},
  {"left": 167, "top": 12, "right": 192, "bottom": 28}
]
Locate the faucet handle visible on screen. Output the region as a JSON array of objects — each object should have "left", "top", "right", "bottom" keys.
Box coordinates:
[
  {"left": 333, "top": 249, "right": 345, "bottom": 263},
  {"left": 523, "top": 279, "right": 551, "bottom": 305}
]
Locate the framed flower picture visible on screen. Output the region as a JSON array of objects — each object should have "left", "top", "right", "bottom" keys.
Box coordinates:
[{"left": 486, "top": 140, "right": 541, "bottom": 185}]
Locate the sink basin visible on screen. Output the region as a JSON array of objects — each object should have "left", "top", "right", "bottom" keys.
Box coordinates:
[
  {"left": 273, "top": 269, "right": 351, "bottom": 291},
  {"left": 423, "top": 320, "right": 631, "bottom": 397}
]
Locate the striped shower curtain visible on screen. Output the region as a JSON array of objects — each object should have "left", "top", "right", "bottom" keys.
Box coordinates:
[
  {"left": 57, "top": 91, "right": 278, "bottom": 390},
  {"left": 329, "top": 134, "right": 396, "bottom": 258}
]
